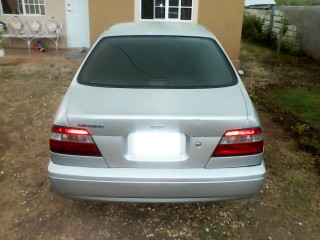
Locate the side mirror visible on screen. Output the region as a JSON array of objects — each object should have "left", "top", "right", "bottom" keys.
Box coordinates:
[{"left": 237, "top": 69, "right": 245, "bottom": 76}]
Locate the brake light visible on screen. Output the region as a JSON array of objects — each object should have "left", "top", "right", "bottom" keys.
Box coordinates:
[
  {"left": 212, "top": 128, "right": 263, "bottom": 157},
  {"left": 50, "top": 126, "right": 102, "bottom": 156}
]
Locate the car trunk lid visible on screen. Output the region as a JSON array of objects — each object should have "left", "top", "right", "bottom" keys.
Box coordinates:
[{"left": 66, "top": 84, "right": 248, "bottom": 168}]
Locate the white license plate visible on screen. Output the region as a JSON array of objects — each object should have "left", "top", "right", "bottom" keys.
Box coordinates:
[{"left": 127, "top": 132, "right": 186, "bottom": 159}]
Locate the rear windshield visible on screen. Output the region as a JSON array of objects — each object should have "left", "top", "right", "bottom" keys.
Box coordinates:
[{"left": 78, "top": 36, "right": 237, "bottom": 88}]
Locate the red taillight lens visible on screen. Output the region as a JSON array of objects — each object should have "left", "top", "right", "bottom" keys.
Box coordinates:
[
  {"left": 212, "top": 128, "right": 263, "bottom": 157},
  {"left": 50, "top": 126, "right": 102, "bottom": 157}
]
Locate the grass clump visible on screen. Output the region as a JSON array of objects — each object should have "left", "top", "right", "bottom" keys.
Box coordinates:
[
  {"left": 241, "top": 41, "right": 320, "bottom": 155},
  {"left": 265, "top": 88, "right": 320, "bottom": 154},
  {"left": 269, "top": 88, "right": 320, "bottom": 129}
]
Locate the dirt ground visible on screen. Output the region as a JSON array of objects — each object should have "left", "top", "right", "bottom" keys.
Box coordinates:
[{"left": 0, "top": 45, "right": 319, "bottom": 239}]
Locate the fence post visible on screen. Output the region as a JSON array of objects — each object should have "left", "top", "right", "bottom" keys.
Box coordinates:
[{"left": 268, "top": 5, "right": 279, "bottom": 34}]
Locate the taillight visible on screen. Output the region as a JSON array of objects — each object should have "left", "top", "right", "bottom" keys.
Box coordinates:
[
  {"left": 212, "top": 128, "right": 263, "bottom": 157},
  {"left": 50, "top": 126, "right": 102, "bottom": 156}
]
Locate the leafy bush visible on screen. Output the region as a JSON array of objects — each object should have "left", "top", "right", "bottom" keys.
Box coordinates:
[
  {"left": 279, "top": 41, "right": 305, "bottom": 56},
  {"left": 242, "top": 15, "right": 277, "bottom": 47},
  {"left": 242, "top": 15, "right": 303, "bottom": 55},
  {"left": 242, "top": 15, "right": 263, "bottom": 40}
]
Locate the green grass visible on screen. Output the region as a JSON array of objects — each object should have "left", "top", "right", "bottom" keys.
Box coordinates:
[{"left": 269, "top": 88, "right": 320, "bottom": 129}]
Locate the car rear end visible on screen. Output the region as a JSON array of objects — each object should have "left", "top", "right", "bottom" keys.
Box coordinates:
[{"left": 48, "top": 22, "right": 265, "bottom": 202}]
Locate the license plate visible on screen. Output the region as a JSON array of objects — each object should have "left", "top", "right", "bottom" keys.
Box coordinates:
[{"left": 127, "top": 132, "right": 186, "bottom": 159}]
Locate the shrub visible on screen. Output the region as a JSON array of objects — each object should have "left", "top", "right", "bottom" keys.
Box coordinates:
[
  {"left": 242, "top": 15, "right": 277, "bottom": 47},
  {"left": 242, "top": 15, "right": 304, "bottom": 55},
  {"left": 242, "top": 15, "right": 263, "bottom": 40}
]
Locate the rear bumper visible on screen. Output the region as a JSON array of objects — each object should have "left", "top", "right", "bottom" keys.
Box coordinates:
[{"left": 48, "top": 161, "right": 265, "bottom": 203}]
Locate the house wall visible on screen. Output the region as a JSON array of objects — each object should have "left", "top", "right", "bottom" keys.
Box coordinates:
[
  {"left": 198, "top": 0, "right": 244, "bottom": 68},
  {"left": 0, "top": 0, "right": 68, "bottom": 49},
  {"left": 1, "top": 0, "right": 244, "bottom": 67},
  {"left": 89, "top": 0, "right": 244, "bottom": 68},
  {"left": 88, "top": 0, "right": 134, "bottom": 46}
]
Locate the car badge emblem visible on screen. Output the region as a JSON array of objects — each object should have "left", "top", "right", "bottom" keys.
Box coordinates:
[
  {"left": 150, "top": 123, "right": 164, "bottom": 129},
  {"left": 77, "top": 124, "right": 104, "bottom": 129}
]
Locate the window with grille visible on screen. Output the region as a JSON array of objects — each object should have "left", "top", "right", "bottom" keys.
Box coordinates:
[
  {"left": 141, "top": 0, "right": 193, "bottom": 21},
  {"left": 1, "top": 0, "right": 45, "bottom": 15}
]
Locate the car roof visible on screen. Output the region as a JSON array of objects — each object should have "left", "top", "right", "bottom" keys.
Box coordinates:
[{"left": 100, "top": 22, "right": 216, "bottom": 40}]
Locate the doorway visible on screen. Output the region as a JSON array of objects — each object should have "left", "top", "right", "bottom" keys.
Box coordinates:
[{"left": 65, "top": 0, "right": 90, "bottom": 48}]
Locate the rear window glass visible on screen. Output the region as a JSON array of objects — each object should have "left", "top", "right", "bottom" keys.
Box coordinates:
[{"left": 78, "top": 36, "right": 237, "bottom": 88}]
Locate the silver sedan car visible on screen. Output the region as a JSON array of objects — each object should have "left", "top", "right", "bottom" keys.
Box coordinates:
[{"left": 49, "top": 22, "right": 265, "bottom": 202}]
